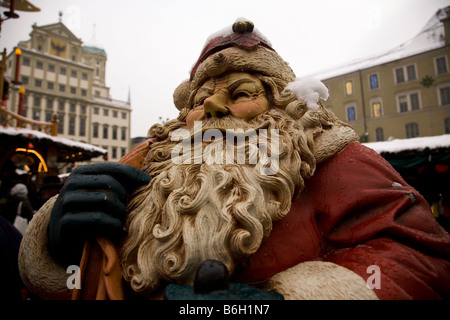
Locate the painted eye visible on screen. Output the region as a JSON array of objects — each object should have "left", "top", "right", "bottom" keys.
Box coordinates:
[
  {"left": 195, "top": 96, "right": 208, "bottom": 106},
  {"left": 233, "top": 91, "right": 250, "bottom": 100}
]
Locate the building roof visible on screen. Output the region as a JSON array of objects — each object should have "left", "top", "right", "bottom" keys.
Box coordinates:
[
  {"left": 313, "top": 6, "right": 448, "bottom": 80},
  {"left": 82, "top": 24, "right": 107, "bottom": 57},
  {"left": 82, "top": 45, "right": 107, "bottom": 57}
]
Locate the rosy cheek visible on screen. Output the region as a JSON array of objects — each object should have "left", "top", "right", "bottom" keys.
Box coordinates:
[
  {"left": 229, "top": 100, "right": 268, "bottom": 119},
  {"left": 186, "top": 108, "right": 204, "bottom": 129}
]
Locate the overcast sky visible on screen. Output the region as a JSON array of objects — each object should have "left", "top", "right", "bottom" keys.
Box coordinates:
[{"left": 1, "top": 0, "right": 449, "bottom": 137}]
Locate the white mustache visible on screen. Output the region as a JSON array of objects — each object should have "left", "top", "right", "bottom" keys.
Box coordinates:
[{"left": 176, "top": 120, "right": 271, "bottom": 143}]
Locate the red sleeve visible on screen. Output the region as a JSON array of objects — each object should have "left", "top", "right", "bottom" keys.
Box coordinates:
[{"left": 310, "top": 142, "right": 450, "bottom": 299}]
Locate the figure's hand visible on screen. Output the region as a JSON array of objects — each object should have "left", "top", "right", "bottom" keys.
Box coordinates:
[{"left": 47, "top": 163, "right": 151, "bottom": 265}]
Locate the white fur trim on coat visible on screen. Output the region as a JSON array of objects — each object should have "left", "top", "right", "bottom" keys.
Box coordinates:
[
  {"left": 18, "top": 196, "right": 72, "bottom": 299},
  {"left": 265, "top": 261, "right": 379, "bottom": 300}
]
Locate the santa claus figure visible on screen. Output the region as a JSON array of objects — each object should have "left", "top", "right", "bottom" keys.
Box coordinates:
[{"left": 19, "top": 19, "right": 450, "bottom": 300}]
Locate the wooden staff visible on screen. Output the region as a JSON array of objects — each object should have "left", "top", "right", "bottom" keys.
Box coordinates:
[{"left": 72, "top": 238, "right": 124, "bottom": 300}]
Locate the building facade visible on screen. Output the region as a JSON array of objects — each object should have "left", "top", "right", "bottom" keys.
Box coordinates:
[
  {"left": 315, "top": 7, "right": 450, "bottom": 142},
  {"left": 3, "top": 22, "right": 131, "bottom": 168}
]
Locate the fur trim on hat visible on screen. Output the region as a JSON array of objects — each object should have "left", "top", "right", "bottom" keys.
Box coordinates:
[
  {"left": 173, "top": 46, "right": 296, "bottom": 110},
  {"left": 191, "top": 46, "right": 296, "bottom": 91}
]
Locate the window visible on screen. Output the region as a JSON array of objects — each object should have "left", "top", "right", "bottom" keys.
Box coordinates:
[
  {"left": 436, "top": 57, "right": 448, "bottom": 75},
  {"left": 121, "top": 127, "right": 126, "bottom": 141},
  {"left": 103, "top": 109, "right": 109, "bottom": 116},
  {"left": 45, "top": 112, "right": 52, "bottom": 122},
  {"left": 60, "top": 67, "right": 66, "bottom": 75},
  {"left": 48, "top": 64, "right": 55, "bottom": 72},
  {"left": 372, "top": 101, "right": 382, "bottom": 117},
  {"left": 410, "top": 93, "right": 420, "bottom": 110},
  {"left": 113, "top": 111, "right": 118, "bottom": 118},
  {"left": 397, "top": 92, "right": 421, "bottom": 112},
  {"left": 112, "top": 147, "right": 117, "bottom": 159},
  {"left": 112, "top": 126, "right": 118, "bottom": 140},
  {"left": 33, "top": 97, "right": 41, "bottom": 107},
  {"left": 369, "top": 74, "right": 379, "bottom": 90},
  {"left": 46, "top": 99, "right": 53, "bottom": 109},
  {"left": 70, "top": 103, "right": 76, "bottom": 113},
  {"left": 70, "top": 87, "right": 76, "bottom": 94},
  {"left": 406, "top": 65, "right": 416, "bottom": 81},
  {"left": 22, "top": 57, "right": 30, "bottom": 66},
  {"left": 71, "top": 70, "right": 77, "bottom": 78},
  {"left": 58, "top": 101, "right": 65, "bottom": 111},
  {"left": 36, "top": 61, "right": 43, "bottom": 69},
  {"left": 58, "top": 113, "right": 64, "bottom": 134},
  {"left": 399, "top": 96, "right": 408, "bottom": 112},
  {"left": 405, "top": 123, "right": 419, "bottom": 138},
  {"left": 21, "top": 76, "right": 29, "bottom": 85},
  {"left": 93, "top": 123, "right": 99, "bottom": 138},
  {"left": 80, "top": 105, "right": 86, "bottom": 115},
  {"left": 93, "top": 107, "right": 99, "bottom": 115},
  {"left": 345, "top": 80, "right": 353, "bottom": 95},
  {"left": 395, "top": 68, "right": 405, "bottom": 83},
  {"left": 346, "top": 105, "right": 356, "bottom": 121},
  {"left": 47, "top": 82, "right": 54, "bottom": 90},
  {"left": 32, "top": 109, "right": 40, "bottom": 121},
  {"left": 34, "top": 79, "right": 42, "bottom": 87},
  {"left": 59, "top": 84, "right": 65, "bottom": 92},
  {"left": 79, "top": 117, "right": 86, "bottom": 137},
  {"left": 445, "top": 118, "right": 450, "bottom": 134},
  {"left": 121, "top": 148, "right": 126, "bottom": 158},
  {"left": 82, "top": 73, "right": 88, "bottom": 80},
  {"left": 439, "top": 86, "right": 450, "bottom": 105},
  {"left": 395, "top": 65, "right": 417, "bottom": 83},
  {"left": 121, "top": 112, "right": 127, "bottom": 119},
  {"left": 375, "top": 128, "right": 384, "bottom": 142},
  {"left": 81, "top": 89, "right": 87, "bottom": 97},
  {"left": 69, "top": 115, "right": 75, "bottom": 135},
  {"left": 103, "top": 124, "right": 109, "bottom": 139}
]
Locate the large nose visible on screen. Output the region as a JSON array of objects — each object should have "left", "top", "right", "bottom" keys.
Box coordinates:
[{"left": 203, "top": 93, "right": 229, "bottom": 118}]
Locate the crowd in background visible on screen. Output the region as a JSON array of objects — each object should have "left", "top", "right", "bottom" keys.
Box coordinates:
[{"left": 0, "top": 173, "right": 64, "bottom": 300}]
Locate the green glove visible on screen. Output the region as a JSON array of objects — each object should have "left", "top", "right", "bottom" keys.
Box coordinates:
[{"left": 47, "top": 163, "right": 151, "bottom": 266}]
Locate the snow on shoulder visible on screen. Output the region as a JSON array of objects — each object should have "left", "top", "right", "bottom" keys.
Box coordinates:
[{"left": 286, "top": 77, "right": 329, "bottom": 110}]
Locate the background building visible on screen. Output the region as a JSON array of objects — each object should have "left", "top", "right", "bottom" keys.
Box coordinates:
[
  {"left": 3, "top": 20, "right": 131, "bottom": 169},
  {"left": 315, "top": 6, "right": 450, "bottom": 143}
]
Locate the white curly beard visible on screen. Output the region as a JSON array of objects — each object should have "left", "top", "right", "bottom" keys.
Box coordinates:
[{"left": 119, "top": 109, "right": 312, "bottom": 295}]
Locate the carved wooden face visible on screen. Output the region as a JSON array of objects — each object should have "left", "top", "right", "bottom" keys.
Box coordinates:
[{"left": 186, "top": 72, "right": 270, "bottom": 129}]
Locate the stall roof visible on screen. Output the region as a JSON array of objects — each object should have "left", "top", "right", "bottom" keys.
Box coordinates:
[
  {"left": 0, "top": 126, "right": 107, "bottom": 161},
  {"left": 363, "top": 134, "right": 450, "bottom": 154},
  {"left": 363, "top": 134, "right": 450, "bottom": 170}
]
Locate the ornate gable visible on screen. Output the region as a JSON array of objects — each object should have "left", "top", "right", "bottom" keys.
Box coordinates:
[
  {"left": 35, "top": 22, "right": 82, "bottom": 44},
  {"left": 28, "top": 22, "right": 82, "bottom": 60}
]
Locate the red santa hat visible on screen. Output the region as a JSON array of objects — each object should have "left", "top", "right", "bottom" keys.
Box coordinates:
[{"left": 173, "top": 18, "right": 296, "bottom": 110}]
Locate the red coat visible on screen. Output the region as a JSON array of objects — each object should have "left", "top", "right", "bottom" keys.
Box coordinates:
[{"left": 237, "top": 142, "right": 450, "bottom": 299}]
